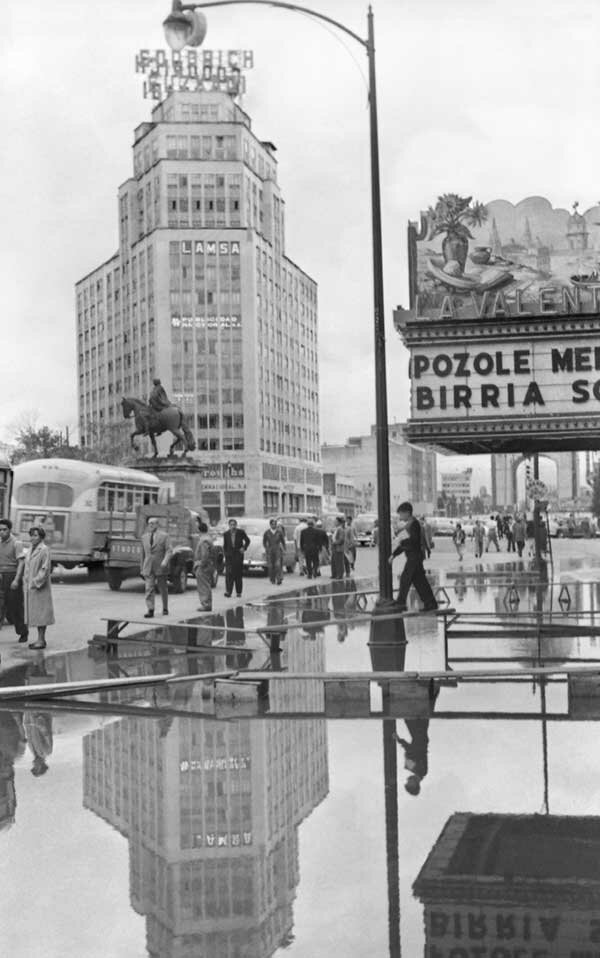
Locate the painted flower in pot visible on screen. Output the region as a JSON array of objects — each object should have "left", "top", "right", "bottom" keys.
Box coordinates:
[{"left": 427, "top": 194, "right": 488, "bottom": 274}]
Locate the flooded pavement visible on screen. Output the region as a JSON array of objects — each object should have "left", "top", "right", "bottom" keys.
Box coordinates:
[{"left": 3, "top": 557, "right": 600, "bottom": 955}]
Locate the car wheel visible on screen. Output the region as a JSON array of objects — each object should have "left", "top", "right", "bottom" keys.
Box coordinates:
[{"left": 171, "top": 563, "right": 188, "bottom": 594}]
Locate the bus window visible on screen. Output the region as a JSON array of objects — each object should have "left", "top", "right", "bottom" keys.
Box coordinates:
[
  {"left": 15, "top": 483, "right": 45, "bottom": 506},
  {"left": 125, "top": 489, "right": 134, "bottom": 512},
  {"left": 46, "top": 483, "right": 74, "bottom": 508}
]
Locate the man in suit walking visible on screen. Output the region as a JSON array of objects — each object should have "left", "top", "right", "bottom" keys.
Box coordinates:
[
  {"left": 223, "top": 518, "right": 250, "bottom": 598},
  {"left": 389, "top": 501, "right": 438, "bottom": 612},
  {"left": 141, "top": 516, "right": 173, "bottom": 618}
]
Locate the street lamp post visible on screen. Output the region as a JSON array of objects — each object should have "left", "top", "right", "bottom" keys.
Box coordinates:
[{"left": 163, "top": 0, "right": 393, "bottom": 601}]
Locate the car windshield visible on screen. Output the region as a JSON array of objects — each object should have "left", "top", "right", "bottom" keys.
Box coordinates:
[{"left": 238, "top": 520, "right": 269, "bottom": 536}]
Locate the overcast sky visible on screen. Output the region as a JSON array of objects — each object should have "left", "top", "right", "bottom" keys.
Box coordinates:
[{"left": 4, "top": 0, "right": 600, "bottom": 484}]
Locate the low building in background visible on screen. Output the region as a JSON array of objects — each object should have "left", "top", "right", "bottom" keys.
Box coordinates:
[
  {"left": 440, "top": 468, "right": 473, "bottom": 514},
  {"left": 322, "top": 472, "right": 360, "bottom": 516},
  {"left": 321, "top": 423, "right": 437, "bottom": 515}
]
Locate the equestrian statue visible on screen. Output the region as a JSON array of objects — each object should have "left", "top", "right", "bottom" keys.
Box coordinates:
[{"left": 121, "top": 379, "right": 196, "bottom": 458}]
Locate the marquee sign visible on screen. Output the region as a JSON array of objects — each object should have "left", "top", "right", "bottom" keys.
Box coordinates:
[
  {"left": 395, "top": 195, "right": 600, "bottom": 453},
  {"left": 136, "top": 48, "right": 254, "bottom": 99}
]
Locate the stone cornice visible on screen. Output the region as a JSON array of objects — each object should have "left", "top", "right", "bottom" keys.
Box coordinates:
[
  {"left": 393, "top": 307, "right": 600, "bottom": 347},
  {"left": 405, "top": 414, "right": 600, "bottom": 454}
]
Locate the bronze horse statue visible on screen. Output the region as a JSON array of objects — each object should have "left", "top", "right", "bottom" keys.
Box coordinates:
[{"left": 121, "top": 397, "right": 196, "bottom": 458}]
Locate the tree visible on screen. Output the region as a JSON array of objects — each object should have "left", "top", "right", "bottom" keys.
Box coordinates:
[
  {"left": 11, "top": 426, "right": 77, "bottom": 464},
  {"left": 79, "top": 419, "right": 132, "bottom": 465},
  {"left": 10, "top": 421, "right": 132, "bottom": 466}
]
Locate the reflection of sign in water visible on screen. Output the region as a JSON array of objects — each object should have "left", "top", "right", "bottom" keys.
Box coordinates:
[
  {"left": 193, "top": 831, "right": 252, "bottom": 848},
  {"left": 180, "top": 755, "right": 250, "bottom": 772},
  {"left": 414, "top": 812, "right": 600, "bottom": 958},
  {"left": 136, "top": 48, "right": 254, "bottom": 99}
]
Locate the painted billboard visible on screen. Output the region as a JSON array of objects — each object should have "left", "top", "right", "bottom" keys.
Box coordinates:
[
  {"left": 408, "top": 195, "right": 600, "bottom": 321},
  {"left": 395, "top": 195, "right": 600, "bottom": 453}
]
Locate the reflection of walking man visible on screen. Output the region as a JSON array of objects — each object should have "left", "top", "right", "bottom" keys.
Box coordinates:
[
  {"left": 141, "top": 517, "right": 173, "bottom": 618},
  {"left": 389, "top": 502, "right": 438, "bottom": 612},
  {"left": 223, "top": 518, "right": 250, "bottom": 598},
  {"left": 0, "top": 519, "right": 28, "bottom": 643},
  {"left": 397, "top": 719, "right": 430, "bottom": 796}
]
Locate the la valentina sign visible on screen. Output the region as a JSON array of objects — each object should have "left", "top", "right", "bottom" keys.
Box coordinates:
[{"left": 395, "top": 194, "right": 600, "bottom": 453}]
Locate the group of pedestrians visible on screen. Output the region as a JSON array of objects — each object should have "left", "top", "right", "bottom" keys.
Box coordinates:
[
  {"left": 294, "top": 515, "right": 357, "bottom": 580},
  {"left": 140, "top": 514, "right": 251, "bottom": 617},
  {"left": 0, "top": 519, "right": 54, "bottom": 650},
  {"left": 451, "top": 513, "right": 531, "bottom": 560}
]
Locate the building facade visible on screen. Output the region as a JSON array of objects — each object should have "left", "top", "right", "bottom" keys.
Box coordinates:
[
  {"left": 322, "top": 472, "right": 360, "bottom": 516},
  {"left": 321, "top": 425, "right": 437, "bottom": 514},
  {"left": 440, "top": 468, "right": 473, "bottom": 507},
  {"left": 491, "top": 451, "right": 579, "bottom": 510},
  {"left": 76, "top": 90, "right": 321, "bottom": 520}
]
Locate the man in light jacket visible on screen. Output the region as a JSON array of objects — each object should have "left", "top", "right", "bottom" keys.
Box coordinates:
[{"left": 141, "top": 517, "right": 173, "bottom": 618}]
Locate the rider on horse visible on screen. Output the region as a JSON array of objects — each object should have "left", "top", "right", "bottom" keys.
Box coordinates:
[{"left": 149, "top": 378, "right": 171, "bottom": 413}]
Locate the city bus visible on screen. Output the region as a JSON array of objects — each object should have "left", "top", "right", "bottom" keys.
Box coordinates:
[{"left": 10, "top": 459, "right": 162, "bottom": 575}]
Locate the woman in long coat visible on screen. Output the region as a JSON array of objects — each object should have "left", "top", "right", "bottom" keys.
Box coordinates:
[{"left": 23, "top": 526, "right": 54, "bottom": 650}]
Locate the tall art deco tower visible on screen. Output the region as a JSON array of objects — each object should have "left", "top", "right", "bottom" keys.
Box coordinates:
[{"left": 76, "top": 50, "right": 321, "bottom": 520}]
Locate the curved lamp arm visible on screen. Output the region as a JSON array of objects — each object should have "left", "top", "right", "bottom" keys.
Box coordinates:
[{"left": 171, "top": 0, "right": 368, "bottom": 49}]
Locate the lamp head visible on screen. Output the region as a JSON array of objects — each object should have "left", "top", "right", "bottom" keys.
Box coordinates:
[{"left": 163, "top": 7, "right": 207, "bottom": 51}]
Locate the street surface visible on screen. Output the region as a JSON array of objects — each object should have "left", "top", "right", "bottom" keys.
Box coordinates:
[{"left": 1, "top": 535, "right": 598, "bottom": 672}]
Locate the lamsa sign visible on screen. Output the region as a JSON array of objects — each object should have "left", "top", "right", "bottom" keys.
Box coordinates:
[{"left": 395, "top": 194, "right": 600, "bottom": 453}]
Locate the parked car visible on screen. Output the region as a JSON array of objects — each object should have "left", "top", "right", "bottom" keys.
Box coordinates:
[
  {"left": 430, "top": 516, "right": 456, "bottom": 536},
  {"left": 237, "top": 517, "right": 297, "bottom": 574},
  {"left": 353, "top": 513, "right": 378, "bottom": 546},
  {"left": 547, "top": 515, "right": 560, "bottom": 537},
  {"left": 554, "top": 513, "right": 597, "bottom": 538}
]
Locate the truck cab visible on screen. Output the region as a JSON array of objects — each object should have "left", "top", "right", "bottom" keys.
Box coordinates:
[{"left": 104, "top": 502, "right": 223, "bottom": 591}]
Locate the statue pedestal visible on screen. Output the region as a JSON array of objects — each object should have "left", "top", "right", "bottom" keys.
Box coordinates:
[{"left": 132, "top": 458, "right": 203, "bottom": 511}]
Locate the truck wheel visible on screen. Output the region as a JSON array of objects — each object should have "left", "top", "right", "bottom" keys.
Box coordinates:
[
  {"left": 171, "top": 563, "right": 188, "bottom": 594},
  {"left": 88, "top": 563, "right": 105, "bottom": 583},
  {"left": 107, "top": 568, "right": 123, "bottom": 591}
]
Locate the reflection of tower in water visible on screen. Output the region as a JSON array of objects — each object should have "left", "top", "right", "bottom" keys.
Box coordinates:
[{"left": 82, "top": 685, "right": 328, "bottom": 957}]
